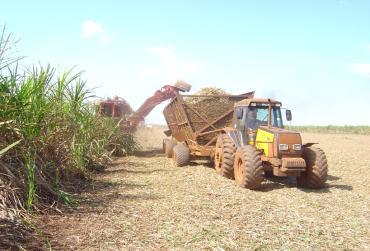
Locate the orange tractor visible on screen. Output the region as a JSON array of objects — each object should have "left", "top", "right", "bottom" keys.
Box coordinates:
[{"left": 162, "top": 88, "right": 328, "bottom": 190}]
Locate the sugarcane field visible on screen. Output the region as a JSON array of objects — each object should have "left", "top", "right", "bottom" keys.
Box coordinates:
[{"left": 1, "top": 2, "right": 370, "bottom": 251}]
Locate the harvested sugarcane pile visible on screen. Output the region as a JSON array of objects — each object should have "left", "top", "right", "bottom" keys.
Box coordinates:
[
  {"left": 186, "top": 87, "right": 231, "bottom": 105},
  {"left": 185, "top": 87, "right": 235, "bottom": 133}
]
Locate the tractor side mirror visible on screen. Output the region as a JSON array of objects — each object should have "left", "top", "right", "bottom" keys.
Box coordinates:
[
  {"left": 286, "top": 110, "right": 292, "bottom": 121},
  {"left": 236, "top": 108, "right": 243, "bottom": 119}
]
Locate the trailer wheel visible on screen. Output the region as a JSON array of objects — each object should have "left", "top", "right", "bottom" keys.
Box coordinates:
[
  {"left": 162, "top": 139, "right": 169, "bottom": 153},
  {"left": 297, "top": 146, "right": 328, "bottom": 189},
  {"left": 165, "top": 139, "right": 176, "bottom": 158},
  {"left": 234, "top": 145, "right": 263, "bottom": 190},
  {"left": 173, "top": 144, "right": 190, "bottom": 167},
  {"left": 214, "top": 134, "right": 236, "bottom": 179}
]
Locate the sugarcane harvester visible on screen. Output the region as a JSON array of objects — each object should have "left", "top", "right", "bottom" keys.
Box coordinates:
[
  {"left": 98, "top": 81, "right": 191, "bottom": 130},
  {"left": 162, "top": 90, "right": 328, "bottom": 190}
]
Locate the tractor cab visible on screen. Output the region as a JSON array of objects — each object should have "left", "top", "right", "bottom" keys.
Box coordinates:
[
  {"left": 233, "top": 98, "right": 287, "bottom": 132},
  {"left": 232, "top": 98, "right": 294, "bottom": 149}
]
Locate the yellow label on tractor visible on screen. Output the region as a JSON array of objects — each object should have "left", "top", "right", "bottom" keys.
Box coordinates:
[{"left": 255, "top": 129, "right": 274, "bottom": 156}]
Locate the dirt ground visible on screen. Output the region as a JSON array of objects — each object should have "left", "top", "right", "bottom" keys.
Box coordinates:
[{"left": 39, "top": 126, "right": 370, "bottom": 250}]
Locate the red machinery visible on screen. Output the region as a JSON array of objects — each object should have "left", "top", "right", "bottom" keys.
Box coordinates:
[
  {"left": 99, "top": 96, "right": 133, "bottom": 118},
  {"left": 127, "top": 81, "right": 191, "bottom": 128}
]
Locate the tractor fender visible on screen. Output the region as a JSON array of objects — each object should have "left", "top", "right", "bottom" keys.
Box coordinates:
[
  {"left": 302, "top": 142, "right": 318, "bottom": 148},
  {"left": 222, "top": 128, "right": 248, "bottom": 148}
]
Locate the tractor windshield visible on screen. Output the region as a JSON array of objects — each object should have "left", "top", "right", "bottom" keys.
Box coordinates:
[{"left": 236, "top": 106, "right": 283, "bottom": 131}]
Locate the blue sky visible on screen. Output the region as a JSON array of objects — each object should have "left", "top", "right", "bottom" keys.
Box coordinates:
[{"left": 1, "top": 0, "right": 370, "bottom": 125}]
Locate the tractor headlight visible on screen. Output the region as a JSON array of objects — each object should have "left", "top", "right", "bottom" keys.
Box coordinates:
[
  {"left": 293, "top": 144, "right": 302, "bottom": 151},
  {"left": 279, "top": 144, "right": 289, "bottom": 151}
]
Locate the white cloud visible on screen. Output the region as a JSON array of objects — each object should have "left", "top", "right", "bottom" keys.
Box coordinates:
[
  {"left": 81, "top": 20, "right": 111, "bottom": 43},
  {"left": 349, "top": 63, "right": 370, "bottom": 77},
  {"left": 81, "top": 20, "right": 103, "bottom": 38},
  {"left": 348, "top": 45, "right": 370, "bottom": 77},
  {"left": 144, "top": 47, "right": 200, "bottom": 78},
  {"left": 100, "top": 34, "right": 112, "bottom": 44},
  {"left": 364, "top": 44, "right": 370, "bottom": 52}
]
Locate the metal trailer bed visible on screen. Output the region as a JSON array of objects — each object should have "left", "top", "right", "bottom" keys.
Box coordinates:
[{"left": 163, "top": 91, "right": 254, "bottom": 157}]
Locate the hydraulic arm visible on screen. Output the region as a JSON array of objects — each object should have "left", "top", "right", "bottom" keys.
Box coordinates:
[{"left": 128, "top": 81, "right": 191, "bottom": 128}]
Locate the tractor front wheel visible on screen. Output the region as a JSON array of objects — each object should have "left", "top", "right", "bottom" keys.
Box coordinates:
[
  {"left": 297, "top": 146, "right": 328, "bottom": 189},
  {"left": 214, "top": 134, "right": 236, "bottom": 179},
  {"left": 234, "top": 145, "right": 263, "bottom": 190}
]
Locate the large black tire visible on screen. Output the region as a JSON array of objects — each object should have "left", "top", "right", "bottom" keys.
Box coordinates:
[
  {"left": 214, "top": 134, "right": 236, "bottom": 179},
  {"left": 172, "top": 144, "right": 190, "bottom": 167},
  {"left": 234, "top": 145, "right": 263, "bottom": 190},
  {"left": 297, "top": 146, "right": 328, "bottom": 189},
  {"left": 165, "top": 139, "right": 176, "bottom": 158},
  {"left": 264, "top": 171, "right": 274, "bottom": 178}
]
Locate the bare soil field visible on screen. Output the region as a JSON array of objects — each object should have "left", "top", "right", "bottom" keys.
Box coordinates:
[{"left": 38, "top": 126, "right": 370, "bottom": 250}]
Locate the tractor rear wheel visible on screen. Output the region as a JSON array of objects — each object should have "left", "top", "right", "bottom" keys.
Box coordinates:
[
  {"left": 172, "top": 144, "right": 190, "bottom": 167},
  {"left": 214, "top": 134, "right": 236, "bottom": 179},
  {"left": 165, "top": 139, "right": 176, "bottom": 158},
  {"left": 297, "top": 146, "right": 328, "bottom": 189},
  {"left": 234, "top": 145, "right": 263, "bottom": 190}
]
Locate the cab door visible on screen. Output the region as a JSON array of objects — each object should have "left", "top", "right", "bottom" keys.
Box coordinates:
[{"left": 228, "top": 107, "right": 248, "bottom": 147}]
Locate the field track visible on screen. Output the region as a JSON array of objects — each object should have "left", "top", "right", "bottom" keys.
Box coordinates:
[{"left": 39, "top": 127, "right": 370, "bottom": 250}]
